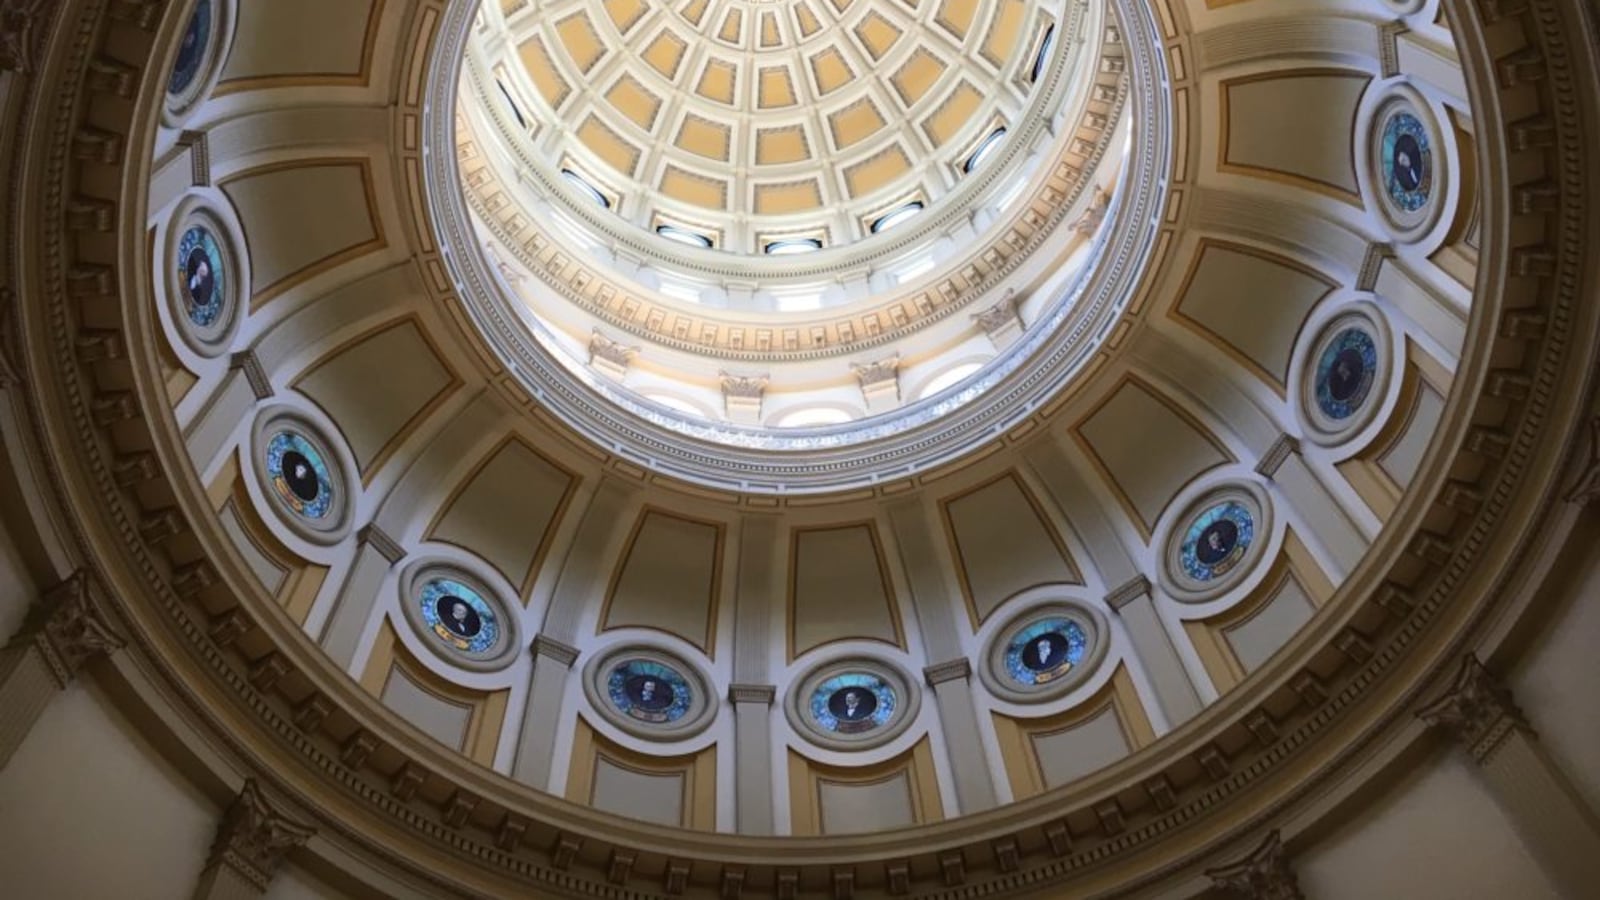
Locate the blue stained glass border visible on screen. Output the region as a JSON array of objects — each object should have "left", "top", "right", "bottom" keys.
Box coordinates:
[
  {"left": 418, "top": 577, "right": 499, "bottom": 655},
  {"left": 176, "top": 224, "right": 227, "bottom": 328},
  {"left": 1313, "top": 327, "right": 1379, "bottom": 421},
  {"left": 1380, "top": 110, "right": 1433, "bottom": 214},
  {"left": 1002, "top": 617, "right": 1089, "bottom": 687},
  {"left": 1178, "top": 500, "right": 1255, "bottom": 583},
  {"left": 808, "top": 672, "right": 896, "bottom": 734},
  {"left": 606, "top": 658, "right": 694, "bottom": 725},
  {"left": 265, "top": 430, "right": 336, "bottom": 520}
]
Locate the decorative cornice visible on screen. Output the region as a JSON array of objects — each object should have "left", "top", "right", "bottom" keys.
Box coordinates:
[
  {"left": 229, "top": 350, "right": 273, "bottom": 400},
  {"left": 1104, "top": 574, "right": 1152, "bottom": 611},
  {"left": 531, "top": 634, "right": 579, "bottom": 667},
  {"left": 205, "top": 779, "right": 315, "bottom": 892},
  {"left": 923, "top": 658, "right": 973, "bottom": 686},
  {"left": 1254, "top": 434, "right": 1300, "bottom": 480},
  {"left": 356, "top": 523, "right": 405, "bottom": 565},
  {"left": 728, "top": 683, "right": 776, "bottom": 705},
  {"left": 1418, "top": 654, "right": 1530, "bottom": 763},
  {"left": 1204, "top": 831, "right": 1304, "bottom": 900}
]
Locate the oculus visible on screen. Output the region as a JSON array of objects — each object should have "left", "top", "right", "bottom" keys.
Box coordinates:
[
  {"left": 398, "top": 562, "right": 520, "bottom": 670},
  {"left": 787, "top": 658, "right": 919, "bottom": 751},
  {"left": 808, "top": 673, "right": 896, "bottom": 735},
  {"left": 980, "top": 600, "right": 1109, "bottom": 703},
  {"left": 1162, "top": 485, "right": 1272, "bottom": 602},
  {"left": 265, "top": 430, "right": 335, "bottom": 521},
  {"left": 1314, "top": 327, "right": 1378, "bottom": 421},
  {"left": 176, "top": 224, "right": 226, "bottom": 328},
  {"left": 168, "top": 0, "right": 211, "bottom": 97},
  {"left": 420, "top": 577, "right": 498, "bottom": 654},
  {"left": 164, "top": 202, "right": 243, "bottom": 356},
  {"left": 249, "top": 410, "right": 355, "bottom": 544},
  {"left": 1380, "top": 110, "right": 1432, "bottom": 214},
  {"left": 1298, "top": 305, "right": 1392, "bottom": 446},
  {"left": 583, "top": 646, "right": 717, "bottom": 740},
  {"left": 1362, "top": 86, "right": 1446, "bottom": 241},
  {"left": 606, "top": 659, "right": 693, "bottom": 725}
]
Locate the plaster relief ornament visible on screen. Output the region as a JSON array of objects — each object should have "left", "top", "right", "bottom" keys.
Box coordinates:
[
  {"left": 177, "top": 223, "right": 226, "bottom": 328},
  {"left": 265, "top": 430, "right": 335, "bottom": 521},
  {"left": 1313, "top": 326, "right": 1378, "bottom": 421},
  {"left": 607, "top": 658, "right": 693, "bottom": 725}
]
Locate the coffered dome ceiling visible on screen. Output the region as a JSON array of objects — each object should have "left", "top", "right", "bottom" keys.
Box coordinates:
[{"left": 9, "top": 0, "right": 1599, "bottom": 895}]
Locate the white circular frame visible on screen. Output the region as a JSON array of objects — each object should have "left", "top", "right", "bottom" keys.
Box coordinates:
[
  {"left": 784, "top": 656, "right": 922, "bottom": 753},
  {"left": 162, "top": 195, "right": 245, "bottom": 358},
  {"left": 162, "top": 0, "right": 236, "bottom": 128},
  {"left": 1296, "top": 301, "right": 1395, "bottom": 448},
  {"left": 247, "top": 406, "right": 358, "bottom": 546},
  {"left": 581, "top": 644, "right": 718, "bottom": 742},
  {"left": 1359, "top": 82, "right": 1449, "bottom": 244},
  {"left": 397, "top": 559, "right": 521, "bottom": 672},
  {"left": 979, "top": 600, "right": 1112, "bottom": 704},
  {"left": 1158, "top": 481, "right": 1274, "bottom": 603}
]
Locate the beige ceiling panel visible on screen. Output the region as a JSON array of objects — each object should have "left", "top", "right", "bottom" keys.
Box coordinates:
[
  {"left": 218, "top": 0, "right": 377, "bottom": 85},
  {"left": 855, "top": 13, "right": 903, "bottom": 61},
  {"left": 1224, "top": 576, "right": 1315, "bottom": 673},
  {"left": 516, "top": 37, "right": 572, "bottom": 109},
  {"left": 829, "top": 99, "right": 887, "bottom": 150},
  {"left": 754, "top": 180, "right": 824, "bottom": 214},
  {"left": 760, "top": 12, "right": 781, "bottom": 47},
  {"left": 221, "top": 161, "right": 381, "bottom": 302},
  {"left": 842, "top": 146, "right": 912, "bottom": 197},
  {"left": 1074, "top": 377, "right": 1232, "bottom": 535},
  {"left": 428, "top": 438, "right": 575, "bottom": 591},
  {"left": 717, "top": 8, "right": 744, "bottom": 43},
  {"left": 679, "top": 0, "right": 710, "bottom": 26},
  {"left": 601, "top": 0, "right": 648, "bottom": 35},
  {"left": 591, "top": 757, "right": 685, "bottom": 827},
  {"left": 554, "top": 13, "right": 607, "bottom": 72},
  {"left": 817, "top": 772, "right": 915, "bottom": 835},
  {"left": 1029, "top": 704, "right": 1130, "bottom": 789},
  {"left": 660, "top": 166, "right": 729, "bottom": 209},
  {"left": 942, "top": 473, "right": 1080, "bottom": 626},
  {"left": 755, "top": 126, "right": 810, "bottom": 164},
  {"left": 641, "top": 30, "right": 688, "bottom": 80},
  {"left": 604, "top": 75, "right": 662, "bottom": 131},
  {"left": 676, "top": 115, "right": 732, "bottom": 161},
  {"left": 809, "top": 48, "right": 853, "bottom": 96},
  {"left": 1173, "top": 242, "right": 1334, "bottom": 388},
  {"left": 576, "top": 116, "right": 642, "bottom": 175},
  {"left": 891, "top": 48, "right": 947, "bottom": 107},
  {"left": 602, "top": 510, "right": 723, "bottom": 652},
  {"left": 758, "top": 66, "right": 798, "bottom": 109},
  {"left": 979, "top": 0, "right": 1027, "bottom": 68},
  {"left": 293, "top": 320, "right": 456, "bottom": 477},
  {"left": 920, "top": 80, "right": 983, "bottom": 146},
  {"left": 934, "top": 0, "right": 979, "bottom": 40},
  {"left": 381, "top": 664, "right": 470, "bottom": 752},
  {"left": 792, "top": 2, "right": 822, "bottom": 38},
  {"left": 789, "top": 524, "right": 903, "bottom": 659},
  {"left": 1222, "top": 72, "right": 1371, "bottom": 197},
  {"left": 695, "top": 59, "right": 738, "bottom": 104},
  {"left": 1378, "top": 374, "right": 1445, "bottom": 490}
]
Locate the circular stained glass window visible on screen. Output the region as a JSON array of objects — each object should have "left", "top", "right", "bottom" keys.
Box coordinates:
[
  {"left": 169, "top": 0, "right": 212, "bottom": 96},
  {"left": 418, "top": 576, "right": 499, "bottom": 655},
  {"left": 606, "top": 658, "right": 694, "bottom": 726},
  {"left": 1179, "top": 500, "right": 1255, "bottom": 584},
  {"left": 265, "top": 430, "right": 335, "bottom": 521},
  {"left": 1380, "top": 110, "right": 1432, "bottom": 215},
  {"left": 176, "top": 224, "right": 226, "bottom": 328},
  {"left": 808, "top": 672, "right": 896, "bottom": 735},
  {"left": 1314, "top": 327, "right": 1378, "bottom": 421},
  {"left": 1003, "top": 618, "right": 1089, "bottom": 687}
]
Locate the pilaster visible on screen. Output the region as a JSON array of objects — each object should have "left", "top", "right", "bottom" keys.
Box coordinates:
[
  {"left": 1419, "top": 655, "right": 1600, "bottom": 898},
  {"left": 1105, "top": 575, "right": 1202, "bottom": 725},
  {"left": 0, "top": 570, "right": 122, "bottom": 769},
  {"left": 192, "top": 780, "right": 314, "bottom": 900},
  {"left": 510, "top": 634, "right": 580, "bottom": 790},
  {"left": 923, "top": 658, "right": 997, "bottom": 815},
  {"left": 729, "top": 683, "right": 777, "bottom": 834},
  {"left": 318, "top": 524, "right": 405, "bottom": 668}
]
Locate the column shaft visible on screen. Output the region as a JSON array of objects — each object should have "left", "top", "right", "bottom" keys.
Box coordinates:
[{"left": 1108, "top": 578, "right": 1202, "bottom": 725}]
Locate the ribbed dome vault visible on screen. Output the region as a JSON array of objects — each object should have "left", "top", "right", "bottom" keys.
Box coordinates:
[{"left": 2, "top": 0, "right": 1598, "bottom": 897}]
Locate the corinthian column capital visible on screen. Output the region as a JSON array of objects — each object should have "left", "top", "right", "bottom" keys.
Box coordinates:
[{"left": 1418, "top": 654, "right": 1528, "bottom": 763}]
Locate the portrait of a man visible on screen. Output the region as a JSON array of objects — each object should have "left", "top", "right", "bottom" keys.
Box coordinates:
[{"left": 434, "top": 595, "right": 483, "bottom": 639}]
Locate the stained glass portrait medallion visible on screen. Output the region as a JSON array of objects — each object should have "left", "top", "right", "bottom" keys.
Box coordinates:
[
  {"left": 1314, "top": 327, "right": 1378, "bottom": 421},
  {"left": 1003, "top": 617, "right": 1088, "bottom": 687},
  {"left": 807, "top": 672, "right": 896, "bottom": 735},
  {"left": 176, "top": 224, "right": 227, "bottom": 328},
  {"left": 168, "top": 0, "right": 212, "bottom": 96},
  {"left": 265, "top": 430, "right": 335, "bottom": 521},
  {"left": 418, "top": 577, "right": 499, "bottom": 655},
  {"left": 606, "top": 658, "right": 693, "bottom": 725},
  {"left": 1179, "top": 500, "right": 1255, "bottom": 584}
]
